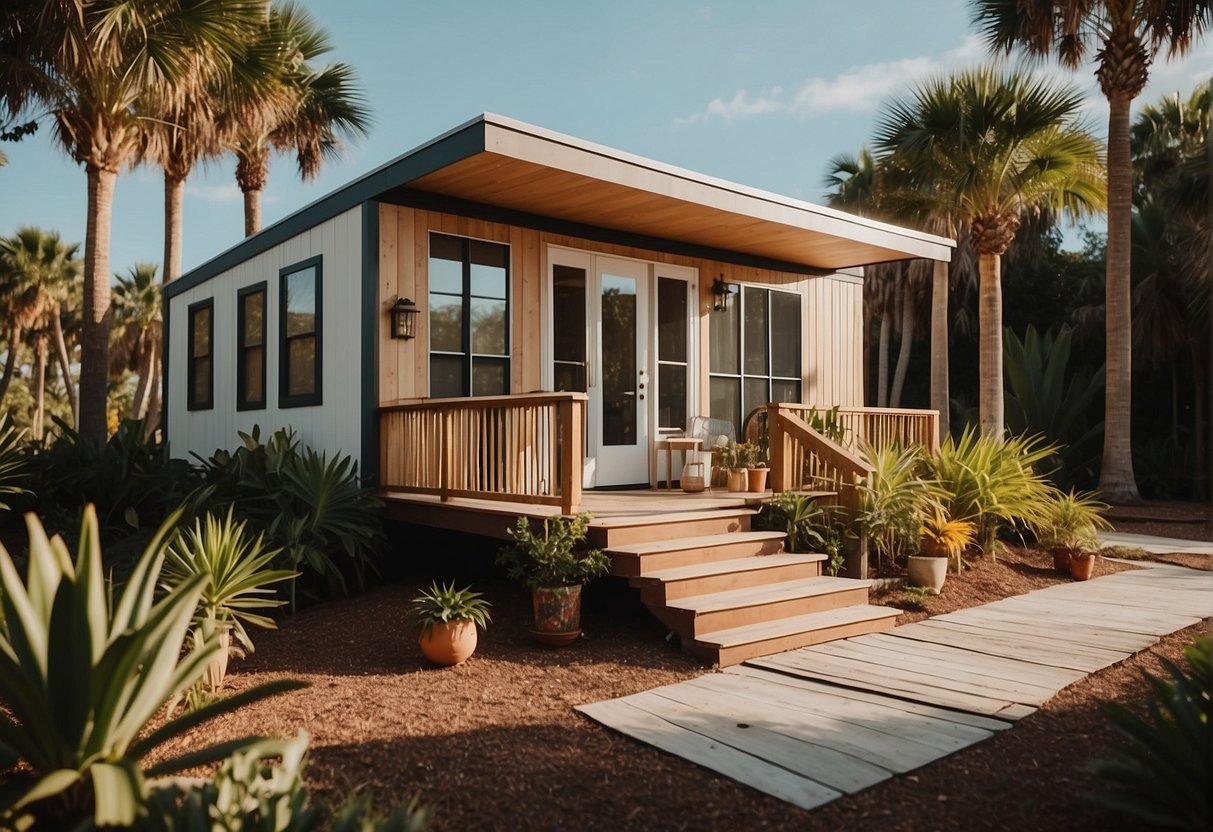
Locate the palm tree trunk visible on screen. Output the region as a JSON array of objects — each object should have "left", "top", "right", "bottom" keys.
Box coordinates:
[
  {"left": 130, "top": 336, "right": 156, "bottom": 421},
  {"left": 51, "top": 309, "right": 77, "bottom": 427},
  {"left": 977, "top": 252, "right": 1003, "bottom": 437},
  {"left": 930, "top": 259, "right": 950, "bottom": 442},
  {"left": 0, "top": 325, "right": 21, "bottom": 402},
  {"left": 80, "top": 164, "right": 117, "bottom": 443},
  {"left": 164, "top": 173, "right": 185, "bottom": 281},
  {"left": 144, "top": 353, "right": 162, "bottom": 440},
  {"left": 243, "top": 188, "right": 262, "bottom": 237},
  {"left": 1098, "top": 94, "right": 1141, "bottom": 503},
  {"left": 876, "top": 308, "right": 891, "bottom": 408},
  {"left": 32, "top": 339, "right": 46, "bottom": 442},
  {"left": 889, "top": 278, "right": 915, "bottom": 408},
  {"left": 236, "top": 147, "right": 269, "bottom": 237}
]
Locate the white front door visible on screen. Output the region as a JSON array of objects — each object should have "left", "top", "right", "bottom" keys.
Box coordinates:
[{"left": 591, "top": 257, "right": 650, "bottom": 486}]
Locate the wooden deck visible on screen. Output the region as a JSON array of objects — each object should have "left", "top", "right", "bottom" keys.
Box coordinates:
[{"left": 577, "top": 563, "right": 1213, "bottom": 811}]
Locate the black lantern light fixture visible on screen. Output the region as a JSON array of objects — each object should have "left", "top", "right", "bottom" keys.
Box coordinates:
[
  {"left": 712, "top": 277, "right": 736, "bottom": 313},
  {"left": 389, "top": 296, "right": 419, "bottom": 339}
]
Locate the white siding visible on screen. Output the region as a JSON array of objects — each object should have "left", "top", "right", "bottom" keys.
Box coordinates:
[{"left": 167, "top": 206, "right": 365, "bottom": 465}]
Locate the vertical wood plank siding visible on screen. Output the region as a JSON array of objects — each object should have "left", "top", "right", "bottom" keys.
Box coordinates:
[
  {"left": 377, "top": 204, "right": 865, "bottom": 410},
  {"left": 167, "top": 206, "right": 364, "bottom": 463}
]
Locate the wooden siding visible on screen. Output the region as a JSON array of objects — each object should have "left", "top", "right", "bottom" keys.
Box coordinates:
[
  {"left": 377, "top": 204, "right": 864, "bottom": 412},
  {"left": 167, "top": 206, "right": 364, "bottom": 463}
]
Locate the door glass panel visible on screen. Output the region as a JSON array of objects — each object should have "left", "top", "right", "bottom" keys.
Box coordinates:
[
  {"left": 472, "top": 358, "right": 508, "bottom": 396},
  {"left": 771, "top": 290, "right": 801, "bottom": 378},
  {"left": 601, "top": 273, "right": 636, "bottom": 447},
  {"left": 429, "top": 296, "right": 463, "bottom": 352},
  {"left": 470, "top": 298, "right": 507, "bottom": 354},
  {"left": 743, "top": 286, "right": 768, "bottom": 374},
  {"left": 710, "top": 377, "right": 740, "bottom": 429},
  {"left": 470, "top": 241, "right": 508, "bottom": 297},
  {"left": 744, "top": 378, "right": 769, "bottom": 425},
  {"left": 658, "top": 364, "right": 687, "bottom": 431},
  {"left": 657, "top": 277, "right": 687, "bottom": 363},
  {"left": 429, "top": 235, "right": 464, "bottom": 294},
  {"left": 553, "top": 265, "right": 587, "bottom": 392}
]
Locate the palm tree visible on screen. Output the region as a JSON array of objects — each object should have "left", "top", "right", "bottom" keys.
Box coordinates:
[
  {"left": 0, "top": 0, "right": 266, "bottom": 442},
  {"left": 971, "top": 1, "right": 1211, "bottom": 500},
  {"left": 875, "top": 65, "right": 1106, "bottom": 437},
  {"left": 0, "top": 228, "right": 82, "bottom": 425},
  {"left": 225, "top": 1, "right": 370, "bottom": 237},
  {"left": 111, "top": 263, "right": 163, "bottom": 427}
]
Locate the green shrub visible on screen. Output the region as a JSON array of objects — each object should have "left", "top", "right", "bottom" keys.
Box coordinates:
[
  {"left": 856, "top": 443, "right": 932, "bottom": 564},
  {"left": 1090, "top": 636, "right": 1211, "bottom": 829},
  {"left": 190, "top": 426, "right": 384, "bottom": 605},
  {"left": 924, "top": 426, "right": 1056, "bottom": 551},
  {"left": 0, "top": 505, "right": 304, "bottom": 830},
  {"left": 757, "top": 492, "right": 840, "bottom": 555},
  {"left": 1032, "top": 489, "right": 1112, "bottom": 550},
  {"left": 497, "top": 513, "right": 609, "bottom": 589}
]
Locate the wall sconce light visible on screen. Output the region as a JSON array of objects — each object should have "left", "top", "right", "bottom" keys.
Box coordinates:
[
  {"left": 389, "top": 297, "right": 419, "bottom": 339},
  {"left": 712, "top": 277, "right": 736, "bottom": 313}
]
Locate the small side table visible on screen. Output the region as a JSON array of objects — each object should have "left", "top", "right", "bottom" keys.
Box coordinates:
[{"left": 658, "top": 437, "right": 703, "bottom": 490}]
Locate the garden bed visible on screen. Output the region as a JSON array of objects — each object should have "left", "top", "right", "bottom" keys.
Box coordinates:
[{"left": 153, "top": 531, "right": 1208, "bottom": 831}]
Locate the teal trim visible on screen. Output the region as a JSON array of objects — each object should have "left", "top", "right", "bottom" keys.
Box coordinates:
[
  {"left": 360, "top": 201, "right": 379, "bottom": 486},
  {"left": 165, "top": 118, "right": 487, "bottom": 301}
]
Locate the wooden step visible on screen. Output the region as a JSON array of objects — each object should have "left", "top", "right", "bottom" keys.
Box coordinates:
[
  {"left": 692, "top": 605, "right": 902, "bottom": 667},
  {"left": 589, "top": 509, "right": 757, "bottom": 548},
  {"left": 633, "top": 551, "right": 826, "bottom": 602},
  {"left": 607, "top": 531, "right": 786, "bottom": 577},
  {"left": 660, "top": 577, "right": 873, "bottom": 636}
]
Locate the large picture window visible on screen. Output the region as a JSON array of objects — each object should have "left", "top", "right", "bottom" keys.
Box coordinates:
[
  {"left": 428, "top": 233, "right": 510, "bottom": 397},
  {"left": 187, "top": 299, "right": 214, "bottom": 411},
  {"left": 237, "top": 282, "right": 266, "bottom": 410},
  {"left": 709, "top": 285, "right": 801, "bottom": 429},
  {"left": 279, "top": 257, "right": 322, "bottom": 408}
]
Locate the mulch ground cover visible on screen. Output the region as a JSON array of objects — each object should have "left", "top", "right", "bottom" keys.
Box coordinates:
[{"left": 153, "top": 517, "right": 1211, "bottom": 831}]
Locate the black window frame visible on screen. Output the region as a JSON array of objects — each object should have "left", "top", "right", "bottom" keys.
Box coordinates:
[
  {"left": 186, "top": 298, "right": 214, "bottom": 411},
  {"left": 427, "top": 232, "right": 511, "bottom": 398},
  {"left": 278, "top": 256, "right": 323, "bottom": 409},
  {"left": 236, "top": 281, "right": 267, "bottom": 411},
  {"left": 708, "top": 284, "right": 802, "bottom": 429}
]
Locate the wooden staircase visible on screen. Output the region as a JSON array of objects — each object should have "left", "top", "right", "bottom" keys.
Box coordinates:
[{"left": 589, "top": 508, "right": 899, "bottom": 667}]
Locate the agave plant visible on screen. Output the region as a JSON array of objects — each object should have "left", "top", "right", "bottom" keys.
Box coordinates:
[
  {"left": 405, "top": 582, "right": 492, "bottom": 636},
  {"left": 162, "top": 508, "right": 298, "bottom": 655},
  {"left": 0, "top": 506, "right": 305, "bottom": 829},
  {"left": 1091, "top": 636, "right": 1211, "bottom": 829}
]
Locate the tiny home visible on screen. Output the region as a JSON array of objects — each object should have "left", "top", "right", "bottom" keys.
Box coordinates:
[{"left": 165, "top": 114, "right": 954, "bottom": 511}]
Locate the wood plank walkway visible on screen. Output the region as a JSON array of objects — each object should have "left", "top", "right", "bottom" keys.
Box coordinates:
[{"left": 577, "top": 564, "right": 1213, "bottom": 811}]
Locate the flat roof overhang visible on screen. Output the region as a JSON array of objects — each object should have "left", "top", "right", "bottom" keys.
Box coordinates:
[
  {"left": 169, "top": 113, "right": 953, "bottom": 299},
  {"left": 407, "top": 115, "right": 954, "bottom": 271}
]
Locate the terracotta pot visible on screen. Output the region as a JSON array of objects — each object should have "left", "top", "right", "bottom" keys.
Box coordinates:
[
  {"left": 418, "top": 619, "right": 479, "bottom": 666},
  {"left": 726, "top": 468, "right": 748, "bottom": 492},
  {"left": 1051, "top": 547, "right": 1074, "bottom": 574},
  {"left": 205, "top": 626, "right": 232, "bottom": 691},
  {"left": 906, "top": 555, "right": 947, "bottom": 595},
  {"left": 1069, "top": 551, "right": 1098, "bottom": 581},
  {"left": 746, "top": 467, "right": 768, "bottom": 493},
  {"left": 531, "top": 584, "right": 582, "bottom": 645}
]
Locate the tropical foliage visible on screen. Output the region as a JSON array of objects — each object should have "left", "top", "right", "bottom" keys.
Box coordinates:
[
  {"left": 1032, "top": 489, "right": 1113, "bottom": 551},
  {"left": 189, "top": 426, "right": 384, "bottom": 605},
  {"left": 757, "top": 491, "right": 839, "bottom": 555},
  {"left": 0, "top": 506, "right": 305, "bottom": 829},
  {"left": 856, "top": 443, "right": 934, "bottom": 564},
  {"left": 0, "top": 413, "right": 28, "bottom": 511},
  {"left": 1091, "top": 635, "right": 1211, "bottom": 830},
  {"left": 498, "top": 513, "right": 609, "bottom": 589},
  {"left": 405, "top": 582, "right": 493, "bottom": 636}
]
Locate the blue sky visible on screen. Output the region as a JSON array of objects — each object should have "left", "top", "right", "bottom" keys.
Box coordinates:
[{"left": 2, "top": 0, "right": 1211, "bottom": 277}]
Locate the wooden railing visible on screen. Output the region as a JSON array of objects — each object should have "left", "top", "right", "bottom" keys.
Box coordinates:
[
  {"left": 762, "top": 404, "right": 940, "bottom": 456},
  {"left": 767, "top": 403, "right": 875, "bottom": 516},
  {"left": 379, "top": 392, "right": 586, "bottom": 514}
]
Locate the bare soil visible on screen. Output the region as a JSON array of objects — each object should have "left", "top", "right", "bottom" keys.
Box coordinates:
[{"left": 156, "top": 517, "right": 1211, "bottom": 831}]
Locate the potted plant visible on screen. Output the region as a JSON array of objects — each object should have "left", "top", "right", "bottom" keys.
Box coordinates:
[
  {"left": 1034, "top": 490, "right": 1112, "bottom": 580},
  {"left": 161, "top": 509, "right": 297, "bottom": 690},
  {"left": 405, "top": 581, "right": 492, "bottom": 666},
  {"left": 743, "top": 442, "right": 769, "bottom": 493},
  {"left": 912, "top": 506, "right": 976, "bottom": 592},
  {"left": 497, "top": 512, "right": 609, "bottom": 645},
  {"left": 716, "top": 441, "right": 748, "bottom": 492}
]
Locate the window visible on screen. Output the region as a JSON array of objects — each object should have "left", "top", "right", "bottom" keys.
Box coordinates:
[
  {"left": 709, "top": 285, "right": 802, "bottom": 429},
  {"left": 428, "top": 233, "right": 510, "bottom": 397},
  {"left": 186, "top": 298, "right": 214, "bottom": 411},
  {"left": 279, "top": 257, "right": 322, "bottom": 408},
  {"left": 657, "top": 276, "right": 689, "bottom": 432},
  {"left": 237, "top": 282, "right": 267, "bottom": 410}
]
